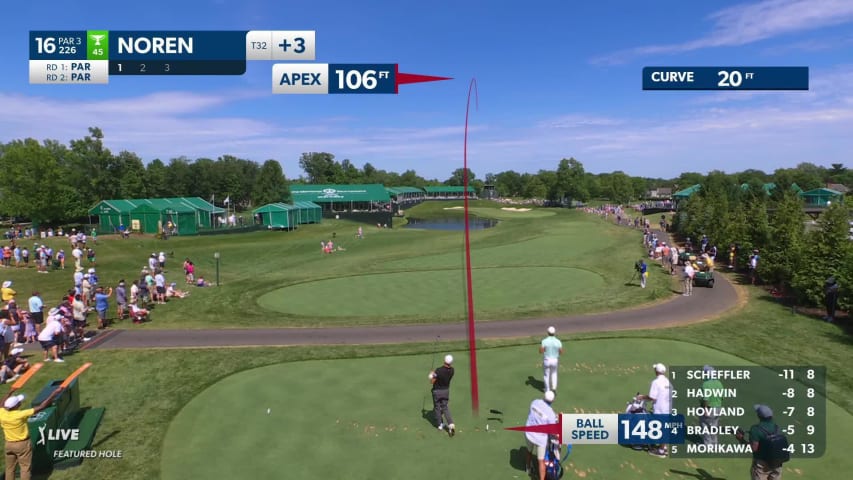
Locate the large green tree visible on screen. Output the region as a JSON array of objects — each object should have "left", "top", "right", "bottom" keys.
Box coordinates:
[
  {"left": 252, "top": 160, "right": 290, "bottom": 205},
  {"left": 0, "top": 139, "right": 76, "bottom": 223}
]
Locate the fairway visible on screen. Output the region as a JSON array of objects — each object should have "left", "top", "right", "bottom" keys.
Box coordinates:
[
  {"left": 0, "top": 202, "right": 671, "bottom": 328},
  {"left": 257, "top": 266, "right": 604, "bottom": 318},
  {"left": 160, "top": 339, "right": 853, "bottom": 480}
]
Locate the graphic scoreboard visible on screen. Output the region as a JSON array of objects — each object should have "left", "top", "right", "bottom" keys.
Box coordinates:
[
  {"left": 508, "top": 366, "right": 826, "bottom": 460},
  {"left": 28, "top": 30, "right": 451, "bottom": 93},
  {"left": 29, "top": 31, "right": 808, "bottom": 92}
]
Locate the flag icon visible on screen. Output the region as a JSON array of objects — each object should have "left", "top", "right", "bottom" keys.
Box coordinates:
[{"left": 223, "top": 196, "right": 230, "bottom": 205}]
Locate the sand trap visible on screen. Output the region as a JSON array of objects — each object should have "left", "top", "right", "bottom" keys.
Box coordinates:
[
  {"left": 501, "top": 207, "right": 532, "bottom": 212},
  {"left": 443, "top": 206, "right": 464, "bottom": 210}
]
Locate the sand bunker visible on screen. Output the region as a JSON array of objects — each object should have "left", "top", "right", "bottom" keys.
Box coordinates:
[
  {"left": 443, "top": 206, "right": 464, "bottom": 210},
  {"left": 501, "top": 207, "right": 532, "bottom": 212}
]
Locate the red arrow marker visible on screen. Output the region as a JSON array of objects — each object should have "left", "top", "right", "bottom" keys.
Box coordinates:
[
  {"left": 395, "top": 64, "right": 452, "bottom": 93},
  {"left": 505, "top": 416, "right": 562, "bottom": 444}
]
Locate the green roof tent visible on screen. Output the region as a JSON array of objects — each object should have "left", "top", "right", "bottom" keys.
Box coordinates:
[
  {"left": 800, "top": 188, "right": 843, "bottom": 208},
  {"left": 88, "top": 197, "right": 225, "bottom": 234},
  {"left": 672, "top": 184, "right": 701, "bottom": 198},
  {"left": 290, "top": 184, "right": 391, "bottom": 212},
  {"left": 253, "top": 203, "right": 297, "bottom": 229},
  {"left": 790, "top": 183, "right": 803, "bottom": 194},
  {"left": 160, "top": 197, "right": 224, "bottom": 229},
  {"left": 89, "top": 200, "right": 134, "bottom": 234},
  {"left": 291, "top": 201, "right": 322, "bottom": 224},
  {"left": 130, "top": 204, "right": 163, "bottom": 234}
]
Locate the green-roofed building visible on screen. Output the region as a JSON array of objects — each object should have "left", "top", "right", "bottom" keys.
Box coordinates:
[
  {"left": 290, "top": 184, "right": 391, "bottom": 212},
  {"left": 800, "top": 188, "right": 843, "bottom": 208},
  {"left": 386, "top": 186, "right": 425, "bottom": 203},
  {"left": 253, "top": 203, "right": 297, "bottom": 229},
  {"left": 423, "top": 186, "right": 477, "bottom": 199},
  {"left": 291, "top": 201, "right": 322, "bottom": 224}
]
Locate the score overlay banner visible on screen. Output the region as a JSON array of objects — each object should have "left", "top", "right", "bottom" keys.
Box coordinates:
[{"left": 669, "top": 366, "right": 826, "bottom": 458}]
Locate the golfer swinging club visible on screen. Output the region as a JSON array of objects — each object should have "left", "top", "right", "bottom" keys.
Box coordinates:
[
  {"left": 541, "top": 326, "right": 563, "bottom": 393},
  {"left": 429, "top": 354, "right": 455, "bottom": 436}
]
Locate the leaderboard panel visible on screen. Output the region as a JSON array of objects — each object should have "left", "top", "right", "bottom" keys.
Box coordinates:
[
  {"left": 28, "top": 30, "right": 317, "bottom": 84},
  {"left": 670, "top": 365, "right": 826, "bottom": 458}
]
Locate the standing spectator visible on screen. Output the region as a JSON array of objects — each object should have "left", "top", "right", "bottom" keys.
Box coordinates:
[
  {"left": 71, "top": 246, "right": 83, "bottom": 271},
  {"left": 93, "top": 286, "right": 113, "bottom": 330},
  {"left": 525, "top": 390, "right": 558, "bottom": 480},
  {"left": 683, "top": 263, "right": 695, "bottom": 296},
  {"left": 57, "top": 250, "right": 65, "bottom": 269},
  {"left": 637, "top": 363, "right": 672, "bottom": 457},
  {"left": 540, "top": 326, "right": 563, "bottom": 393},
  {"left": 736, "top": 404, "right": 786, "bottom": 480},
  {"left": 749, "top": 250, "right": 760, "bottom": 285},
  {"left": 27, "top": 292, "right": 43, "bottom": 337},
  {"left": 700, "top": 365, "right": 724, "bottom": 445},
  {"left": 639, "top": 259, "right": 648, "bottom": 289},
  {"left": 0, "top": 385, "right": 65, "bottom": 480},
  {"left": 824, "top": 277, "right": 839, "bottom": 323},
  {"left": 130, "top": 280, "right": 139, "bottom": 306},
  {"left": 12, "top": 246, "right": 20, "bottom": 269},
  {"left": 429, "top": 354, "right": 455, "bottom": 436},
  {"left": 81, "top": 274, "right": 92, "bottom": 306},
  {"left": 72, "top": 295, "right": 87, "bottom": 340},
  {"left": 154, "top": 271, "right": 167, "bottom": 304},
  {"left": 116, "top": 281, "right": 127, "bottom": 319},
  {"left": 148, "top": 254, "right": 158, "bottom": 272},
  {"left": 37, "top": 310, "right": 64, "bottom": 362},
  {"left": 158, "top": 252, "right": 166, "bottom": 270},
  {"left": 20, "top": 248, "right": 28, "bottom": 269}
]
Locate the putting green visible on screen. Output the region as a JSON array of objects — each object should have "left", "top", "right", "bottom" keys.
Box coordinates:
[
  {"left": 161, "top": 339, "right": 853, "bottom": 480},
  {"left": 257, "top": 266, "right": 605, "bottom": 319}
]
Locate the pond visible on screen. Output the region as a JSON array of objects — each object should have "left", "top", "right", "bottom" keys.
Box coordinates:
[{"left": 404, "top": 217, "right": 498, "bottom": 231}]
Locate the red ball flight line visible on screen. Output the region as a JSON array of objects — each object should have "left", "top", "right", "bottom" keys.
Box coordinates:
[{"left": 394, "top": 64, "right": 452, "bottom": 93}]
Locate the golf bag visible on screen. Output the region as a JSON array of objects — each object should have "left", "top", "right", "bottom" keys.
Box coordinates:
[
  {"left": 625, "top": 393, "right": 650, "bottom": 451},
  {"left": 532, "top": 435, "right": 571, "bottom": 480}
]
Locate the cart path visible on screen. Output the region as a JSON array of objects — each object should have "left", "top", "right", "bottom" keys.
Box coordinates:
[{"left": 81, "top": 270, "right": 740, "bottom": 350}]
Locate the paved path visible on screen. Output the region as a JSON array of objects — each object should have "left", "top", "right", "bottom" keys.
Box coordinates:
[{"left": 84, "top": 269, "right": 739, "bottom": 350}]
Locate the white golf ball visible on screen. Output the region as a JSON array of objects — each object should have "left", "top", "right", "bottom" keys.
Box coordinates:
[{"left": 267, "top": 408, "right": 271, "bottom": 414}]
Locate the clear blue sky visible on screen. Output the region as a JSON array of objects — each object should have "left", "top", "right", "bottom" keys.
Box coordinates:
[{"left": 2, "top": 0, "right": 852, "bottom": 180}]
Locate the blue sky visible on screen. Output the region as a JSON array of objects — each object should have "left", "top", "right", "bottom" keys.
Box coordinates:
[{"left": 2, "top": 0, "right": 853, "bottom": 180}]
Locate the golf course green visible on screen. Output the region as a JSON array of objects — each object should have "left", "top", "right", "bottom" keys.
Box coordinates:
[
  {"left": 160, "top": 338, "right": 853, "bottom": 479},
  {"left": 257, "top": 266, "right": 604, "bottom": 318}
]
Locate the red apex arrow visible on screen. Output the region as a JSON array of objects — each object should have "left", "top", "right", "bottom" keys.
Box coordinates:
[{"left": 395, "top": 64, "right": 452, "bottom": 93}]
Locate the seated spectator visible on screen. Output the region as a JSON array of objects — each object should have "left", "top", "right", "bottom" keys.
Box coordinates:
[
  {"left": 166, "top": 283, "right": 189, "bottom": 298},
  {"left": 0, "top": 347, "right": 28, "bottom": 383}
]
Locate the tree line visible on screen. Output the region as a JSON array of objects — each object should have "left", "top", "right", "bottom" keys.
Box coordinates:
[
  {"left": 670, "top": 171, "right": 852, "bottom": 312},
  {"left": 1, "top": 128, "right": 850, "bottom": 224},
  {"left": 0, "top": 128, "right": 291, "bottom": 223}
]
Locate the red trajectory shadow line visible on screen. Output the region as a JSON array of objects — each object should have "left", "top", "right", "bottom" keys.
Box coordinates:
[{"left": 395, "top": 64, "right": 452, "bottom": 93}]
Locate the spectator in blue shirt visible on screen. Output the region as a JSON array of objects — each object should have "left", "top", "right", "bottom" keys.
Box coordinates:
[{"left": 93, "top": 286, "right": 112, "bottom": 330}]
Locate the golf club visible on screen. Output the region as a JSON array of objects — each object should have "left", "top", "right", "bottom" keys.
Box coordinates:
[{"left": 422, "top": 335, "right": 441, "bottom": 414}]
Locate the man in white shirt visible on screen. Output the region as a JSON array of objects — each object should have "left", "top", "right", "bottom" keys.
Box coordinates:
[
  {"left": 540, "top": 326, "right": 564, "bottom": 393},
  {"left": 683, "top": 263, "right": 695, "bottom": 296},
  {"left": 71, "top": 247, "right": 83, "bottom": 272},
  {"left": 638, "top": 363, "right": 672, "bottom": 457},
  {"left": 37, "top": 311, "right": 65, "bottom": 363},
  {"left": 525, "top": 390, "right": 558, "bottom": 480}
]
